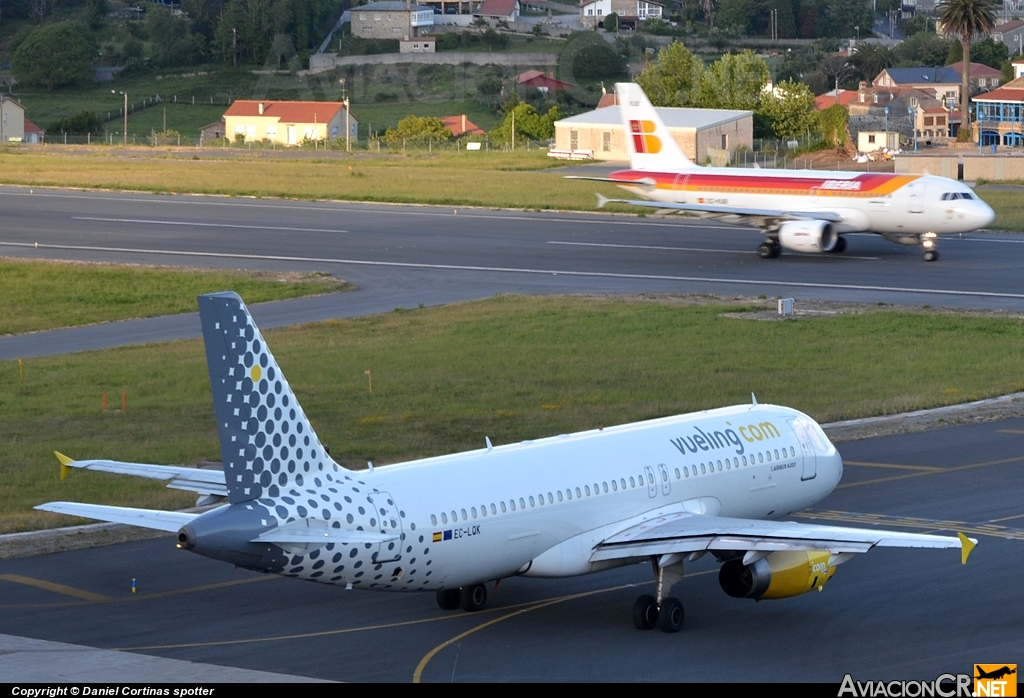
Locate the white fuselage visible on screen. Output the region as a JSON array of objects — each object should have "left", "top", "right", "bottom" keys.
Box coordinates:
[
  {"left": 611, "top": 168, "right": 995, "bottom": 236},
  {"left": 350, "top": 404, "right": 843, "bottom": 590}
]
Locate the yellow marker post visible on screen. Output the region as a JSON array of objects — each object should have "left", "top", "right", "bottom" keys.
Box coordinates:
[
  {"left": 365, "top": 370, "right": 372, "bottom": 393},
  {"left": 18, "top": 359, "right": 23, "bottom": 380}
]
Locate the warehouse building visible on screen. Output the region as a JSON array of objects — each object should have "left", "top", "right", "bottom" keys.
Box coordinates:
[{"left": 553, "top": 104, "right": 752, "bottom": 164}]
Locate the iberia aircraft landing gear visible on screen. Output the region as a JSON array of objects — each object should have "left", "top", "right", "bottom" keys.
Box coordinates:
[
  {"left": 633, "top": 555, "right": 686, "bottom": 633},
  {"left": 922, "top": 232, "right": 939, "bottom": 262},
  {"left": 758, "top": 240, "right": 782, "bottom": 259}
]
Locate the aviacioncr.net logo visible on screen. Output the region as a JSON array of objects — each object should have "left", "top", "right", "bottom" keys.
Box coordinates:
[{"left": 838, "top": 674, "right": 973, "bottom": 697}]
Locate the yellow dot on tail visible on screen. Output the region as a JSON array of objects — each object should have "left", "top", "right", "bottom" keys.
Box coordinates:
[{"left": 251, "top": 365, "right": 262, "bottom": 382}]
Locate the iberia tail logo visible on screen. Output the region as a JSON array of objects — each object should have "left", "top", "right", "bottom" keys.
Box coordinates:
[
  {"left": 629, "top": 119, "right": 661, "bottom": 154},
  {"left": 975, "top": 664, "right": 1017, "bottom": 697}
]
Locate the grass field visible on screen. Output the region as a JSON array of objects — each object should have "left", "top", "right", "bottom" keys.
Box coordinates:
[
  {"left": 975, "top": 187, "right": 1024, "bottom": 232},
  {"left": 4, "top": 295, "right": 1024, "bottom": 533},
  {"left": 0, "top": 259, "right": 345, "bottom": 336},
  {"left": 0, "top": 149, "right": 611, "bottom": 208}
]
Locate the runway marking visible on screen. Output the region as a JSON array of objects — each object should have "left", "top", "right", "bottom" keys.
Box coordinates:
[
  {"left": 0, "top": 188, "right": 740, "bottom": 231},
  {"left": 5, "top": 241, "right": 1024, "bottom": 300},
  {"left": 843, "top": 460, "right": 943, "bottom": 472},
  {"left": 985, "top": 512, "right": 1024, "bottom": 523},
  {"left": 837, "top": 454, "right": 1024, "bottom": 489},
  {"left": 996, "top": 429, "right": 1024, "bottom": 434},
  {"left": 796, "top": 510, "right": 1024, "bottom": 541},
  {"left": 548, "top": 240, "right": 881, "bottom": 260},
  {"left": 0, "top": 573, "right": 111, "bottom": 602},
  {"left": 71, "top": 216, "right": 348, "bottom": 235},
  {"left": 0, "top": 573, "right": 275, "bottom": 609},
  {"left": 412, "top": 569, "right": 718, "bottom": 683}
]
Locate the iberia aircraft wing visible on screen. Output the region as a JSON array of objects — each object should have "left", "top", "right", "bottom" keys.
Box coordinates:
[
  {"left": 54, "top": 451, "right": 227, "bottom": 497},
  {"left": 591, "top": 512, "right": 976, "bottom": 565},
  {"left": 593, "top": 193, "right": 844, "bottom": 223}
]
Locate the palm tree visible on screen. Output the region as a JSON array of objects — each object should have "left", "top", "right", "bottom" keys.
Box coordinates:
[{"left": 937, "top": 0, "right": 997, "bottom": 134}]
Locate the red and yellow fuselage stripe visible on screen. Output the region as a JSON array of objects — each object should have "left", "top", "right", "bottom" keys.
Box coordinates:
[{"left": 610, "top": 170, "right": 920, "bottom": 198}]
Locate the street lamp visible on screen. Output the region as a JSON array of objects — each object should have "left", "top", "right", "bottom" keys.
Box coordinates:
[
  {"left": 908, "top": 105, "right": 918, "bottom": 153},
  {"left": 112, "top": 90, "right": 127, "bottom": 146}
]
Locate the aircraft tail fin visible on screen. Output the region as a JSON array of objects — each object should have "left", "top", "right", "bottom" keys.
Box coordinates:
[
  {"left": 198, "top": 292, "right": 349, "bottom": 506},
  {"left": 614, "top": 82, "right": 696, "bottom": 172}
]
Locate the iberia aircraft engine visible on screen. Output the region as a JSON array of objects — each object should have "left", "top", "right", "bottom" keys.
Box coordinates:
[
  {"left": 778, "top": 220, "right": 838, "bottom": 254},
  {"left": 718, "top": 551, "right": 837, "bottom": 600}
]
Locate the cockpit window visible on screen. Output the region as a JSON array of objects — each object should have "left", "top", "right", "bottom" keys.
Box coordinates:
[{"left": 941, "top": 192, "right": 976, "bottom": 201}]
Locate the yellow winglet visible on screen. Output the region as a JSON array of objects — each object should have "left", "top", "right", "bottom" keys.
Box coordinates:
[
  {"left": 54, "top": 451, "right": 74, "bottom": 480},
  {"left": 958, "top": 532, "right": 977, "bottom": 565}
]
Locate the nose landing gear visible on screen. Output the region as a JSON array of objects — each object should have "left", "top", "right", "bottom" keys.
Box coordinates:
[{"left": 922, "top": 232, "right": 939, "bottom": 262}]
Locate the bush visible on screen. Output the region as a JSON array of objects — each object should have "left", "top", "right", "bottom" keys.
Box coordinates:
[
  {"left": 572, "top": 44, "right": 627, "bottom": 78},
  {"left": 47, "top": 111, "right": 105, "bottom": 135}
]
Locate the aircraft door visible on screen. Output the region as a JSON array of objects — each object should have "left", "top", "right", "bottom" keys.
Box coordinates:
[
  {"left": 673, "top": 174, "right": 690, "bottom": 203},
  {"left": 366, "top": 490, "right": 403, "bottom": 563},
  {"left": 787, "top": 418, "right": 817, "bottom": 481},
  {"left": 908, "top": 181, "right": 925, "bottom": 213},
  {"left": 644, "top": 465, "right": 658, "bottom": 498},
  {"left": 658, "top": 463, "right": 671, "bottom": 497}
]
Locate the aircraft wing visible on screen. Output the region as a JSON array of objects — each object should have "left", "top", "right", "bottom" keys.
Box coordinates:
[
  {"left": 34, "top": 502, "right": 198, "bottom": 532},
  {"left": 54, "top": 452, "right": 228, "bottom": 497},
  {"left": 595, "top": 193, "right": 843, "bottom": 223},
  {"left": 590, "top": 512, "right": 976, "bottom": 564}
]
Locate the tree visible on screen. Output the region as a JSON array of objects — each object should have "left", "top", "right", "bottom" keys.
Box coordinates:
[
  {"left": 604, "top": 12, "right": 619, "bottom": 32},
  {"left": 696, "top": 50, "right": 769, "bottom": 109},
  {"left": 12, "top": 22, "right": 95, "bottom": 91},
  {"left": 853, "top": 43, "right": 895, "bottom": 83},
  {"left": 896, "top": 31, "right": 951, "bottom": 66},
  {"left": 758, "top": 78, "right": 816, "bottom": 139},
  {"left": 971, "top": 37, "right": 1009, "bottom": 69},
  {"left": 383, "top": 116, "right": 453, "bottom": 147},
  {"left": 937, "top": 0, "right": 997, "bottom": 133},
  {"left": 636, "top": 42, "right": 704, "bottom": 107},
  {"left": 490, "top": 104, "right": 561, "bottom": 146}
]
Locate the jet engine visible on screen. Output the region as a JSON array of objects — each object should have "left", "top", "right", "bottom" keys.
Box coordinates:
[
  {"left": 719, "top": 551, "right": 837, "bottom": 600},
  {"left": 778, "top": 220, "right": 839, "bottom": 254}
]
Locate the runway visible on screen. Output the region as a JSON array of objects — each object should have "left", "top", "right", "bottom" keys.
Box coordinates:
[
  {"left": 1, "top": 185, "right": 1024, "bottom": 359},
  {"left": 2, "top": 417, "right": 1022, "bottom": 682}
]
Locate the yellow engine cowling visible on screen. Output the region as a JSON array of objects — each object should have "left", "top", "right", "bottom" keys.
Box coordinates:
[{"left": 719, "top": 551, "right": 837, "bottom": 600}]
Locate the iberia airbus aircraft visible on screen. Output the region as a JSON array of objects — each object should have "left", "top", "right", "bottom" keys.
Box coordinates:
[
  {"left": 38, "top": 293, "right": 976, "bottom": 633},
  {"left": 577, "top": 82, "right": 995, "bottom": 262}
]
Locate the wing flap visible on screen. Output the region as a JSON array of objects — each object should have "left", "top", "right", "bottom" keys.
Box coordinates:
[
  {"left": 590, "top": 513, "right": 973, "bottom": 563},
  {"left": 595, "top": 195, "right": 843, "bottom": 222},
  {"left": 35, "top": 502, "right": 197, "bottom": 533}
]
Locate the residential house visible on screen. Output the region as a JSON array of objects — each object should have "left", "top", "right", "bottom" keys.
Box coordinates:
[
  {"left": 847, "top": 83, "right": 956, "bottom": 145},
  {"left": 399, "top": 36, "right": 436, "bottom": 52},
  {"left": 351, "top": 2, "right": 434, "bottom": 40},
  {"left": 517, "top": 70, "right": 574, "bottom": 94},
  {"left": 223, "top": 101, "right": 358, "bottom": 145},
  {"left": 440, "top": 114, "right": 486, "bottom": 137},
  {"left": 0, "top": 95, "right": 26, "bottom": 143},
  {"left": 947, "top": 62, "right": 1002, "bottom": 93},
  {"left": 973, "top": 76, "right": 1024, "bottom": 146},
  {"left": 578, "top": 0, "right": 663, "bottom": 29},
  {"left": 814, "top": 89, "right": 859, "bottom": 111},
  {"left": 872, "top": 66, "right": 961, "bottom": 105},
  {"left": 200, "top": 120, "right": 226, "bottom": 142},
  {"left": 23, "top": 119, "right": 44, "bottom": 144},
  {"left": 1013, "top": 57, "right": 1024, "bottom": 80},
  {"left": 475, "top": 0, "right": 519, "bottom": 21},
  {"left": 991, "top": 20, "right": 1024, "bottom": 58}
]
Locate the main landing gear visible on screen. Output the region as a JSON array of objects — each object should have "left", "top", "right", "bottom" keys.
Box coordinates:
[
  {"left": 436, "top": 583, "right": 489, "bottom": 612},
  {"left": 758, "top": 240, "right": 781, "bottom": 259},
  {"left": 633, "top": 555, "right": 686, "bottom": 633}
]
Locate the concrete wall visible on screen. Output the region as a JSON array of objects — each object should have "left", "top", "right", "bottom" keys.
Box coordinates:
[
  {"left": 895, "top": 153, "right": 1024, "bottom": 180},
  {"left": 308, "top": 50, "right": 558, "bottom": 73}
]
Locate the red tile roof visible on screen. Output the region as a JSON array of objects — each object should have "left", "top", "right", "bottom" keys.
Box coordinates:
[
  {"left": 814, "top": 90, "right": 858, "bottom": 110},
  {"left": 597, "top": 93, "right": 618, "bottom": 108},
  {"left": 972, "top": 84, "right": 1024, "bottom": 102},
  {"left": 516, "top": 70, "right": 574, "bottom": 91},
  {"left": 947, "top": 62, "right": 1003, "bottom": 78},
  {"left": 477, "top": 0, "right": 518, "bottom": 16},
  {"left": 440, "top": 115, "right": 485, "bottom": 137},
  {"left": 23, "top": 119, "right": 43, "bottom": 133},
  {"left": 224, "top": 100, "right": 346, "bottom": 124}
]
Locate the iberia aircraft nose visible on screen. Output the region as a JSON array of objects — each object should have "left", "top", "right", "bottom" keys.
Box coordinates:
[{"left": 976, "top": 200, "right": 996, "bottom": 229}]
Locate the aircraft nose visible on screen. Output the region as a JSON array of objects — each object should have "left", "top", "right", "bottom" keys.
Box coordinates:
[{"left": 978, "top": 201, "right": 996, "bottom": 229}]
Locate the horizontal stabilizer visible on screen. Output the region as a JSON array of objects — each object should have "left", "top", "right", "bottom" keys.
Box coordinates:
[
  {"left": 54, "top": 452, "right": 228, "bottom": 497},
  {"left": 590, "top": 512, "right": 975, "bottom": 562},
  {"left": 35, "top": 502, "right": 198, "bottom": 533},
  {"left": 252, "top": 518, "right": 400, "bottom": 545}
]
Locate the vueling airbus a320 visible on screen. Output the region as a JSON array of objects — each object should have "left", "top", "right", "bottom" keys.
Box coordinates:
[
  {"left": 39, "top": 293, "right": 976, "bottom": 633},
  {"left": 574, "top": 82, "right": 995, "bottom": 262}
]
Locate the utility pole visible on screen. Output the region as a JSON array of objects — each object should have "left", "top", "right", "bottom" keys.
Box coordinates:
[
  {"left": 233, "top": 28, "right": 237, "bottom": 69},
  {"left": 345, "top": 98, "right": 351, "bottom": 152}
]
